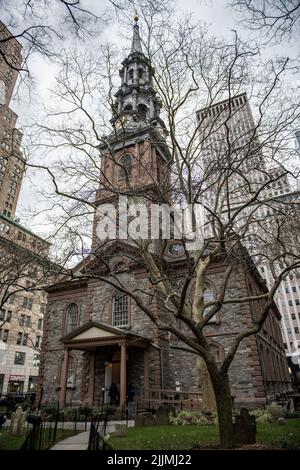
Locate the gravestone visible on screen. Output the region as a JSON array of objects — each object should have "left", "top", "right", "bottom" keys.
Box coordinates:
[
  {"left": 156, "top": 406, "right": 170, "bottom": 426},
  {"left": 127, "top": 402, "right": 137, "bottom": 419},
  {"left": 10, "top": 406, "right": 27, "bottom": 436},
  {"left": 114, "top": 423, "right": 128, "bottom": 437},
  {"left": 135, "top": 414, "right": 145, "bottom": 427},
  {"left": 143, "top": 413, "right": 156, "bottom": 426},
  {"left": 233, "top": 408, "right": 256, "bottom": 445}
]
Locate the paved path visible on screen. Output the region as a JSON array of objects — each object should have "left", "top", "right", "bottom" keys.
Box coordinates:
[
  {"left": 51, "top": 420, "right": 134, "bottom": 450},
  {"left": 51, "top": 431, "right": 90, "bottom": 450}
]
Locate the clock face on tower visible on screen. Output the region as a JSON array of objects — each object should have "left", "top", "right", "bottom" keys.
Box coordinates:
[{"left": 168, "top": 242, "right": 185, "bottom": 256}]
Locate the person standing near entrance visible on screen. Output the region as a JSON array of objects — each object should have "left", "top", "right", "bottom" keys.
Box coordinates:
[
  {"left": 109, "top": 382, "right": 118, "bottom": 405},
  {"left": 127, "top": 383, "right": 135, "bottom": 402}
]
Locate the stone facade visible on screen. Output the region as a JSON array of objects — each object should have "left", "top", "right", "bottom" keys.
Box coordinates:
[{"left": 40, "top": 250, "right": 292, "bottom": 408}]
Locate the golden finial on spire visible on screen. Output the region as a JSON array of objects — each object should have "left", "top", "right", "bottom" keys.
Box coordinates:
[{"left": 134, "top": 11, "right": 139, "bottom": 23}]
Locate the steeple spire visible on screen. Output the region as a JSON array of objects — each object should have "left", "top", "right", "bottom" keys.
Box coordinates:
[
  {"left": 131, "top": 13, "right": 142, "bottom": 54},
  {"left": 110, "top": 14, "right": 167, "bottom": 135}
]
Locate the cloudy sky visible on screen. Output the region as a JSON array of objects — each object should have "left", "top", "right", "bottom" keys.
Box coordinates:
[{"left": 4, "top": 0, "right": 299, "bottom": 239}]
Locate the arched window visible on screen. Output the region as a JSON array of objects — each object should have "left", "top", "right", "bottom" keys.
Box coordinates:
[
  {"left": 128, "top": 69, "right": 134, "bottom": 80},
  {"left": 138, "top": 103, "right": 147, "bottom": 119},
  {"left": 119, "top": 154, "right": 132, "bottom": 179},
  {"left": 112, "top": 290, "right": 129, "bottom": 327},
  {"left": 124, "top": 103, "right": 133, "bottom": 111},
  {"left": 138, "top": 68, "right": 144, "bottom": 79},
  {"left": 64, "top": 303, "right": 79, "bottom": 334}
]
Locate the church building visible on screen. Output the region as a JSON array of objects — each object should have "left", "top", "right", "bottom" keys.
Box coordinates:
[{"left": 39, "top": 18, "right": 292, "bottom": 411}]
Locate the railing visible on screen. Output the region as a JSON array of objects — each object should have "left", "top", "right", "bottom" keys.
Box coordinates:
[
  {"left": 21, "top": 416, "right": 58, "bottom": 450},
  {"left": 134, "top": 387, "right": 203, "bottom": 411},
  {"left": 20, "top": 406, "right": 89, "bottom": 450},
  {"left": 88, "top": 412, "right": 111, "bottom": 450}
]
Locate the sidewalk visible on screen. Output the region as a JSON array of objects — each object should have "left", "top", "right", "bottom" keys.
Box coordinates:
[
  {"left": 51, "top": 420, "right": 134, "bottom": 450},
  {"left": 51, "top": 431, "right": 89, "bottom": 450}
]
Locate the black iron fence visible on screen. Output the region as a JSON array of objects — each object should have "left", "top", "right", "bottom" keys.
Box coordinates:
[
  {"left": 21, "top": 416, "right": 58, "bottom": 450},
  {"left": 88, "top": 413, "right": 111, "bottom": 450},
  {"left": 20, "top": 406, "right": 86, "bottom": 450},
  {"left": 19, "top": 405, "right": 116, "bottom": 450}
]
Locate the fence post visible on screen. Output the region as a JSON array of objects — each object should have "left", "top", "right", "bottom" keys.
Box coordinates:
[{"left": 52, "top": 402, "right": 59, "bottom": 444}]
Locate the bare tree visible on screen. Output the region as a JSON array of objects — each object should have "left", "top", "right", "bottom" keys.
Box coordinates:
[
  {"left": 0, "top": 0, "right": 169, "bottom": 86},
  {"left": 23, "top": 12, "right": 300, "bottom": 448},
  {"left": 231, "top": 0, "right": 300, "bottom": 41},
  {"left": 0, "top": 227, "right": 58, "bottom": 352}
]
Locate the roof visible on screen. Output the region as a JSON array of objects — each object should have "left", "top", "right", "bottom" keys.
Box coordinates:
[
  {"left": 0, "top": 212, "right": 50, "bottom": 245},
  {"left": 60, "top": 320, "right": 150, "bottom": 347}
]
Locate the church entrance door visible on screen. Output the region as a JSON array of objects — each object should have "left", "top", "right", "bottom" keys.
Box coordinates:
[
  {"left": 104, "top": 350, "right": 127, "bottom": 405},
  {"left": 104, "top": 363, "right": 112, "bottom": 404}
]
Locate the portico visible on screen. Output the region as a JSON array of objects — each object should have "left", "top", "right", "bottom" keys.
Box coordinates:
[{"left": 59, "top": 320, "right": 150, "bottom": 408}]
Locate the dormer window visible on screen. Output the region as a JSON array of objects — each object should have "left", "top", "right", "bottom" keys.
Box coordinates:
[{"left": 119, "top": 154, "right": 132, "bottom": 179}]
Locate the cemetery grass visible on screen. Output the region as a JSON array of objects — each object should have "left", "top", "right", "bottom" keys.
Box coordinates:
[
  {"left": 109, "top": 419, "right": 300, "bottom": 450},
  {"left": 0, "top": 428, "right": 79, "bottom": 450}
]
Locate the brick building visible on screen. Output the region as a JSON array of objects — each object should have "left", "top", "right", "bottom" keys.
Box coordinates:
[
  {"left": 0, "top": 21, "right": 50, "bottom": 396},
  {"left": 40, "top": 19, "right": 292, "bottom": 410}
]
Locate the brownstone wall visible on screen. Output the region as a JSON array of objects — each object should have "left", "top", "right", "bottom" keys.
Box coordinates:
[{"left": 40, "top": 256, "right": 291, "bottom": 408}]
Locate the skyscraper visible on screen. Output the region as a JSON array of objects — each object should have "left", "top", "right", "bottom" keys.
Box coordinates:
[
  {"left": 0, "top": 21, "right": 25, "bottom": 219},
  {"left": 0, "top": 21, "right": 50, "bottom": 396},
  {"left": 197, "top": 93, "right": 300, "bottom": 368}
]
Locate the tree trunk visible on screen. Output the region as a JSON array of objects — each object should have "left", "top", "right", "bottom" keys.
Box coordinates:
[
  {"left": 197, "top": 357, "right": 217, "bottom": 412},
  {"left": 207, "top": 364, "right": 234, "bottom": 449}
]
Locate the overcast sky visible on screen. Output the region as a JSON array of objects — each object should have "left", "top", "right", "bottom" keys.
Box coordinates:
[{"left": 6, "top": 0, "right": 299, "bottom": 238}]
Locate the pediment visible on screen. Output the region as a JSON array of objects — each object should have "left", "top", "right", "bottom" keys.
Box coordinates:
[
  {"left": 72, "top": 325, "right": 116, "bottom": 341},
  {"left": 61, "top": 320, "right": 150, "bottom": 346},
  {"left": 61, "top": 320, "right": 124, "bottom": 343}
]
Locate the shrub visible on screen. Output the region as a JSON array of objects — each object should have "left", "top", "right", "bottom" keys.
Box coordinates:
[
  {"left": 41, "top": 405, "right": 58, "bottom": 417},
  {"left": 273, "top": 433, "right": 300, "bottom": 450},
  {"left": 250, "top": 409, "right": 275, "bottom": 424},
  {"left": 100, "top": 405, "right": 115, "bottom": 416},
  {"left": 79, "top": 405, "right": 93, "bottom": 417},
  {"left": 170, "top": 410, "right": 215, "bottom": 426},
  {"left": 286, "top": 411, "right": 300, "bottom": 419},
  {"left": 266, "top": 403, "right": 284, "bottom": 420}
]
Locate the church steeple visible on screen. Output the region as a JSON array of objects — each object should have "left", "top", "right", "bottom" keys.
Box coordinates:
[
  {"left": 97, "top": 15, "right": 171, "bottom": 210},
  {"left": 131, "top": 14, "right": 142, "bottom": 54},
  {"left": 111, "top": 15, "right": 166, "bottom": 132}
]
